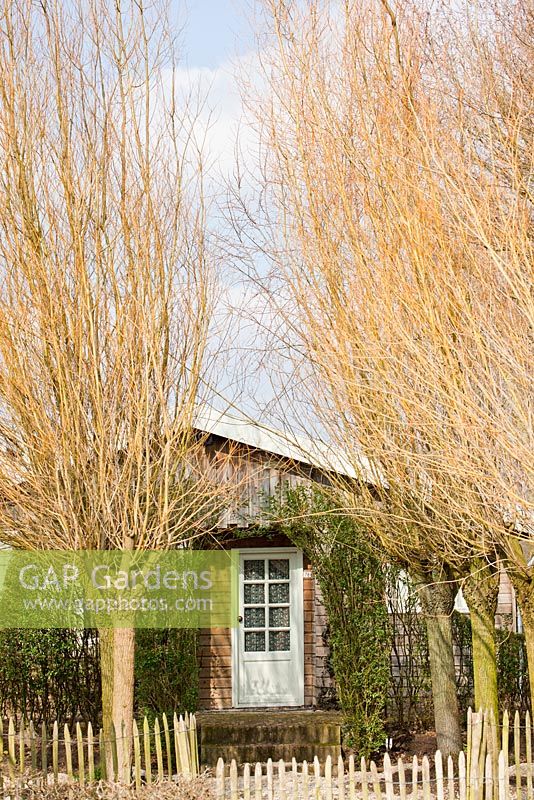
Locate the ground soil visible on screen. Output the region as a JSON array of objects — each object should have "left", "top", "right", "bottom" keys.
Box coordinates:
[{"left": 394, "top": 730, "right": 439, "bottom": 760}]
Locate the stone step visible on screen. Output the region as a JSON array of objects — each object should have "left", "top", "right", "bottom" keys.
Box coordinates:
[
  {"left": 201, "top": 721, "right": 340, "bottom": 746},
  {"left": 201, "top": 742, "right": 341, "bottom": 766},
  {"left": 197, "top": 711, "right": 342, "bottom": 766}
]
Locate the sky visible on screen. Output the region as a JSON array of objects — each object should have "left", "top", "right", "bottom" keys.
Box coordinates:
[
  {"left": 163, "top": 2, "right": 305, "bottom": 434},
  {"left": 160, "top": 2, "right": 281, "bottom": 423},
  {"left": 166, "top": 0, "right": 262, "bottom": 182},
  {"left": 173, "top": 0, "right": 256, "bottom": 70}
]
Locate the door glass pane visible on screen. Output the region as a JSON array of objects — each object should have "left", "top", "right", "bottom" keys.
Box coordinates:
[
  {"left": 269, "top": 606, "right": 290, "bottom": 628},
  {"left": 244, "top": 583, "right": 264, "bottom": 604},
  {"left": 269, "top": 559, "right": 289, "bottom": 580},
  {"left": 269, "top": 630, "right": 290, "bottom": 651},
  {"left": 244, "top": 559, "right": 265, "bottom": 581},
  {"left": 244, "top": 607, "right": 265, "bottom": 628},
  {"left": 245, "top": 631, "right": 266, "bottom": 652},
  {"left": 269, "top": 582, "right": 289, "bottom": 604},
  {"left": 241, "top": 554, "right": 293, "bottom": 656}
]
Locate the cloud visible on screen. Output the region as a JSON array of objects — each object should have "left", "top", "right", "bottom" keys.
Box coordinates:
[
  {"left": 169, "top": 50, "right": 262, "bottom": 184},
  {"left": 158, "top": 48, "right": 287, "bottom": 422}
]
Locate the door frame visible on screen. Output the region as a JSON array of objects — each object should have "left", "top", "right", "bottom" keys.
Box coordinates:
[{"left": 231, "top": 547, "right": 304, "bottom": 708}]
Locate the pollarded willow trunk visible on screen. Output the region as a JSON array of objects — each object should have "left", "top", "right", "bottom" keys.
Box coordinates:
[
  {"left": 100, "top": 627, "right": 135, "bottom": 782},
  {"left": 521, "top": 610, "right": 534, "bottom": 712},
  {"left": 461, "top": 560, "right": 499, "bottom": 720},
  {"left": 510, "top": 577, "right": 534, "bottom": 711},
  {"left": 416, "top": 570, "right": 463, "bottom": 758}
]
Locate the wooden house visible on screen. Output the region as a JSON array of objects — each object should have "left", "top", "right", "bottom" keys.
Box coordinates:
[
  {"left": 193, "top": 406, "right": 520, "bottom": 714},
  {"left": 193, "top": 405, "right": 348, "bottom": 711}
]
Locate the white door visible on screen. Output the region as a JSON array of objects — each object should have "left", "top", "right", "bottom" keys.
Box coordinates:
[{"left": 233, "top": 549, "right": 304, "bottom": 707}]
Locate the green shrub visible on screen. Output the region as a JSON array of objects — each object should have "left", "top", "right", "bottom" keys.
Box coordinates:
[
  {"left": 0, "top": 627, "right": 199, "bottom": 726},
  {"left": 497, "top": 628, "right": 530, "bottom": 713},
  {"left": 0, "top": 629, "right": 100, "bottom": 724},
  {"left": 324, "top": 542, "right": 390, "bottom": 755},
  {"left": 452, "top": 611, "right": 475, "bottom": 713},
  {"left": 266, "top": 485, "right": 391, "bottom": 757},
  {"left": 135, "top": 629, "right": 199, "bottom": 719}
]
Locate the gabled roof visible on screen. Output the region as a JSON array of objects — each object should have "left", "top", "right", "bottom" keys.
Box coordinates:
[{"left": 193, "top": 405, "right": 375, "bottom": 484}]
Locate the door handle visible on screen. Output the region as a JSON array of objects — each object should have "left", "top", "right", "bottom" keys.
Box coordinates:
[{"left": 238, "top": 615, "right": 243, "bottom": 623}]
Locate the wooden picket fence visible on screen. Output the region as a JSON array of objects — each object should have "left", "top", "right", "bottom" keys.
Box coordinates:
[
  {"left": 0, "top": 712, "right": 198, "bottom": 790},
  {"left": 213, "top": 708, "right": 534, "bottom": 800},
  {"left": 1, "top": 707, "right": 534, "bottom": 798},
  {"left": 216, "top": 751, "right": 462, "bottom": 800}
]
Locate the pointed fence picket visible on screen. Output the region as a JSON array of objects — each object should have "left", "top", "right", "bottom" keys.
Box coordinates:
[{"left": 0, "top": 711, "right": 198, "bottom": 791}]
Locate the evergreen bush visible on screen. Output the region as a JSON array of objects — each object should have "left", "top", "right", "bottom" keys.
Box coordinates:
[
  {"left": 0, "top": 629, "right": 100, "bottom": 724},
  {"left": 266, "top": 485, "right": 390, "bottom": 757},
  {"left": 135, "top": 629, "right": 199, "bottom": 719}
]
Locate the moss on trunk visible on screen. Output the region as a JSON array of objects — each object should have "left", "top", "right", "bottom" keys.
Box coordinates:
[
  {"left": 462, "top": 561, "right": 499, "bottom": 719},
  {"left": 511, "top": 579, "right": 534, "bottom": 711},
  {"left": 521, "top": 611, "right": 534, "bottom": 711},
  {"left": 416, "top": 569, "right": 463, "bottom": 758}
]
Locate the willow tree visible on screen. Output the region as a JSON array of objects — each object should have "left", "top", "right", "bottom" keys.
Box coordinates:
[
  {"left": 422, "top": 0, "right": 534, "bottom": 708},
  {"left": 0, "top": 0, "right": 235, "bottom": 776},
  {"left": 242, "top": 0, "right": 531, "bottom": 749}
]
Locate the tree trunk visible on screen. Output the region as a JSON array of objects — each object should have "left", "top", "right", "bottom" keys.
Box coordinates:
[
  {"left": 100, "top": 626, "right": 135, "bottom": 782},
  {"left": 510, "top": 575, "right": 534, "bottom": 710},
  {"left": 521, "top": 609, "right": 534, "bottom": 711},
  {"left": 462, "top": 561, "right": 499, "bottom": 719},
  {"left": 417, "top": 569, "right": 463, "bottom": 758}
]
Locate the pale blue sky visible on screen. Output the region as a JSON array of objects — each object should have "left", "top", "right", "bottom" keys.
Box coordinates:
[{"left": 175, "top": 0, "right": 256, "bottom": 69}]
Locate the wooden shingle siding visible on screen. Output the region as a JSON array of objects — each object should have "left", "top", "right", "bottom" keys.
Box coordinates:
[
  {"left": 198, "top": 628, "right": 232, "bottom": 709},
  {"left": 313, "top": 579, "right": 335, "bottom": 706},
  {"left": 496, "top": 569, "right": 516, "bottom": 630},
  {"left": 200, "top": 435, "right": 328, "bottom": 531},
  {"left": 303, "top": 564, "right": 315, "bottom": 706}
]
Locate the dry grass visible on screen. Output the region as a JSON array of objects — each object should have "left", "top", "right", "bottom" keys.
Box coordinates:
[{"left": 13, "top": 778, "right": 216, "bottom": 800}]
